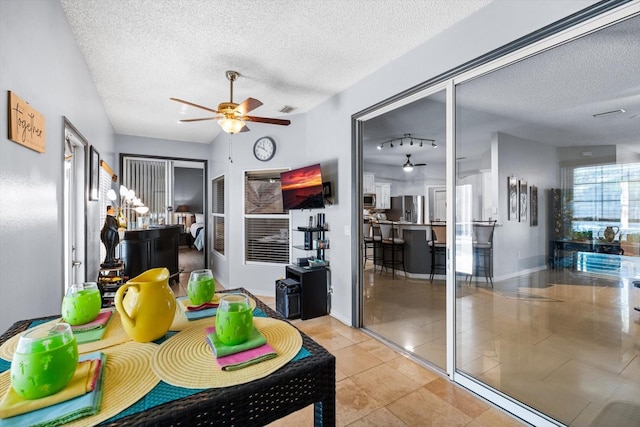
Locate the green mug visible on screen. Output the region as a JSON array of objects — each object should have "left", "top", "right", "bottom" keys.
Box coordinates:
[
  {"left": 11, "top": 323, "right": 78, "bottom": 399},
  {"left": 215, "top": 294, "right": 253, "bottom": 345},
  {"left": 61, "top": 282, "right": 102, "bottom": 326},
  {"left": 187, "top": 269, "right": 215, "bottom": 305}
]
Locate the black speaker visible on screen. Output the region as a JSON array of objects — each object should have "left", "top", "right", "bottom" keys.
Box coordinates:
[{"left": 275, "top": 278, "right": 301, "bottom": 319}]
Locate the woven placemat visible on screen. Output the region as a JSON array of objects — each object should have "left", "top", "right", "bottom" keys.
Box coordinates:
[
  {"left": 151, "top": 317, "right": 302, "bottom": 389},
  {"left": 66, "top": 341, "right": 159, "bottom": 426},
  {"left": 0, "top": 314, "right": 130, "bottom": 362},
  {"left": 0, "top": 341, "right": 159, "bottom": 427},
  {"left": 169, "top": 295, "right": 256, "bottom": 331}
]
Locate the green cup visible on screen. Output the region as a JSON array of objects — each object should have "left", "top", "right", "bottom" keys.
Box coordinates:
[
  {"left": 187, "top": 269, "right": 215, "bottom": 305},
  {"left": 61, "top": 282, "right": 102, "bottom": 325},
  {"left": 215, "top": 294, "right": 253, "bottom": 345},
  {"left": 11, "top": 323, "right": 78, "bottom": 399}
]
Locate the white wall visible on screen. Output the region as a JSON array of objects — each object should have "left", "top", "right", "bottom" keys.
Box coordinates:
[
  {"left": 0, "top": 1, "right": 115, "bottom": 332},
  {"left": 496, "top": 132, "right": 559, "bottom": 278},
  {"left": 115, "top": 134, "right": 211, "bottom": 175},
  {"left": 209, "top": 114, "right": 309, "bottom": 296}
]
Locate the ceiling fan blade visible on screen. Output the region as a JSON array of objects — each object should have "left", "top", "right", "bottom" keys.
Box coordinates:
[
  {"left": 170, "top": 97, "right": 219, "bottom": 114},
  {"left": 180, "top": 117, "right": 218, "bottom": 122},
  {"left": 239, "top": 124, "right": 251, "bottom": 133},
  {"left": 415, "top": 163, "right": 427, "bottom": 167},
  {"left": 244, "top": 115, "right": 291, "bottom": 126},
  {"left": 235, "top": 97, "right": 263, "bottom": 115}
]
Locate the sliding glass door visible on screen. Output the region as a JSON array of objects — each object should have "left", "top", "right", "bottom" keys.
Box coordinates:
[{"left": 453, "top": 9, "right": 640, "bottom": 426}]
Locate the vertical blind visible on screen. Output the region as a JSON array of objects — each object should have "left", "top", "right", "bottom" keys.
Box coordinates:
[
  {"left": 122, "top": 159, "right": 167, "bottom": 224},
  {"left": 212, "top": 176, "right": 225, "bottom": 255},
  {"left": 244, "top": 170, "right": 289, "bottom": 264},
  {"left": 98, "top": 165, "right": 114, "bottom": 264}
]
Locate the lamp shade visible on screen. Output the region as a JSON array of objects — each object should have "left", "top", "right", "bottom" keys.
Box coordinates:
[
  {"left": 218, "top": 118, "right": 245, "bottom": 134},
  {"left": 176, "top": 205, "right": 190, "bottom": 213}
]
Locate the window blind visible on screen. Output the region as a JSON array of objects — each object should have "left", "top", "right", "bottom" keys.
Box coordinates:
[
  {"left": 122, "top": 158, "right": 167, "bottom": 224},
  {"left": 572, "top": 163, "right": 640, "bottom": 233},
  {"left": 244, "top": 170, "right": 289, "bottom": 264},
  {"left": 212, "top": 176, "right": 225, "bottom": 255}
]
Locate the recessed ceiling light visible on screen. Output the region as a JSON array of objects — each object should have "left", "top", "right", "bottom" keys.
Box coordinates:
[{"left": 592, "top": 109, "right": 626, "bottom": 118}]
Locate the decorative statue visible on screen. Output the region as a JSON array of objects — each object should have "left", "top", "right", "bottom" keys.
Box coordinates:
[{"left": 100, "top": 205, "right": 120, "bottom": 267}]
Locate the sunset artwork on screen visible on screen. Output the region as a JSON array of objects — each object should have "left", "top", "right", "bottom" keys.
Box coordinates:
[{"left": 280, "top": 164, "right": 325, "bottom": 210}]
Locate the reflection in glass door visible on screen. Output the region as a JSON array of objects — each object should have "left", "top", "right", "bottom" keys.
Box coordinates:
[
  {"left": 361, "top": 89, "right": 448, "bottom": 371},
  {"left": 454, "top": 12, "right": 640, "bottom": 426}
]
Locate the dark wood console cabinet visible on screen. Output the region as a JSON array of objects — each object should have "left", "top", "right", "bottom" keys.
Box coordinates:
[
  {"left": 120, "top": 225, "right": 180, "bottom": 280},
  {"left": 285, "top": 265, "right": 329, "bottom": 320}
]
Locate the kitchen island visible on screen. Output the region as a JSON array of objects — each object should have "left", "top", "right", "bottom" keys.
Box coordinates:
[{"left": 370, "top": 221, "right": 436, "bottom": 278}]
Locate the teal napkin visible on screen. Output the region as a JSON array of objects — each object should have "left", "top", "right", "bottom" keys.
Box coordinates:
[{"left": 205, "top": 326, "right": 266, "bottom": 358}]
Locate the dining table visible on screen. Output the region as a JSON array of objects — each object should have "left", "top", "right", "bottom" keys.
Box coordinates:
[{"left": 0, "top": 288, "right": 336, "bottom": 426}]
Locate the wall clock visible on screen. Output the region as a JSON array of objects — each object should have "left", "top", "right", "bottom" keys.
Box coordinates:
[{"left": 253, "top": 136, "right": 276, "bottom": 161}]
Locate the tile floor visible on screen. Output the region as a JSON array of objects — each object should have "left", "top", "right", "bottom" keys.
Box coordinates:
[
  {"left": 171, "top": 277, "right": 525, "bottom": 426},
  {"left": 358, "top": 264, "right": 640, "bottom": 426}
]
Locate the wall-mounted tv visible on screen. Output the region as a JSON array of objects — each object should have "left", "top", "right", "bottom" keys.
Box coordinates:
[{"left": 280, "top": 163, "right": 325, "bottom": 210}]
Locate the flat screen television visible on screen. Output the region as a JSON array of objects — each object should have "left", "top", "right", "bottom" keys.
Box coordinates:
[{"left": 280, "top": 163, "right": 325, "bottom": 210}]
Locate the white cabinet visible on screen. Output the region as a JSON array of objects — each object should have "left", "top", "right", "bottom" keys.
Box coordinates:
[
  {"left": 363, "top": 173, "right": 375, "bottom": 193},
  {"left": 375, "top": 182, "right": 391, "bottom": 209}
]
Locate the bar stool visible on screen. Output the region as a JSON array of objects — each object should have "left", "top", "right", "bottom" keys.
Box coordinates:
[
  {"left": 379, "top": 222, "right": 406, "bottom": 278},
  {"left": 429, "top": 224, "right": 446, "bottom": 283},
  {"left": 472, "top": 221, "right": 496, "bottom": 287},
  {"left": 364, "top": 221, "right": 383, "bottom": 272}
]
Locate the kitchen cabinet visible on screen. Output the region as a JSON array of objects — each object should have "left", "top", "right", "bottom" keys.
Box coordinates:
[
  {"left": 363, "top": 173, "right": 375, "bottom": 193},
  {"left": 375, "top": 182, "right": 391, "bottom": 209}
]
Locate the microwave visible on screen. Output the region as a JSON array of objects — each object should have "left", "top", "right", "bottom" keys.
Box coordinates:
[{"left": 363, "top": 193, "right": 376, "bottom": 209}]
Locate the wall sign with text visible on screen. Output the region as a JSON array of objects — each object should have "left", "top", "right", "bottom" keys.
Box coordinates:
[{"left": 8, "top": 91, "right": 46, "bottom": 153}]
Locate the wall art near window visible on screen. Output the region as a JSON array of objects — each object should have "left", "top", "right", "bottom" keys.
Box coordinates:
[
  {"left": 530, "top": 185, "right": 538, "bottom": 226},
  {"left": 89, "top": 146, "right": 100, "bottom": 201},
  {"left": 508, "top": 176, "right": 518, "bottom": 221},
  {"left": 519, "top": 179, "right": 528, "bottom": 223}
]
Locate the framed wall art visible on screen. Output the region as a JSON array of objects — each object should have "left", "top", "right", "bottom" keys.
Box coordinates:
[
  {"left": 508, "top": 176, "right": 518, "bottom": 221},
  {"left": 89, "top": 145, "right": 100, "bottom": 201},
  {"left": 530, "top": 185, "right": 538, "bottom": 226},
  {"left": 519, "top": 179, "right": 528, "bottom": 222}
]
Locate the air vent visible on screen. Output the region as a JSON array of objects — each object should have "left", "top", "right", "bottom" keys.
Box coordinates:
[
  {"left": 279, "top": 105, "right": 296, "bottom": 114},
  {"left": 592, "top": 109, "right": 625, "bottom": 118}
]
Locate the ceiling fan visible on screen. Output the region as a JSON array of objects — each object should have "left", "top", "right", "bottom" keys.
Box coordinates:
[
  {"left": 170, "top": 70, "right": 291, "bottom": 134},
  {"left": 402, "top": 154, "right": 426, "bottom": 172}
]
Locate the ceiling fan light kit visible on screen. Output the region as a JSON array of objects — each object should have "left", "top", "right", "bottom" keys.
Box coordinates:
[
  {"left": 218, "top": 118, "right": 245, "bottom": 134},
  {"left": 402, "top": 154, "right": 427, "bottom": 172},
  {"left": 171, "top": 70, "right": 291, "bottom": 134}
]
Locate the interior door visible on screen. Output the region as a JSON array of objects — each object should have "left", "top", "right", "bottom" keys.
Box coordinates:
[{"left": 64, "top": 123, "right": 87, "bottom": 291}]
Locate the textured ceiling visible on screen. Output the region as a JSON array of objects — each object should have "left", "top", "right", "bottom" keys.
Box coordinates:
[{"left": 60, "top": 0, "right": 492, "bottom": 143}]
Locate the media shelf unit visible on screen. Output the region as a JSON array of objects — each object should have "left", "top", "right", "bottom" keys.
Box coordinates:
[{"left": 294, "top": 226, "right": 329, "bottom": 261}]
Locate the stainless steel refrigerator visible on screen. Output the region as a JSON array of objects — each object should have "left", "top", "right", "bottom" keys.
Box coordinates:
[{"left": 387, "top": 195, "right": 425, "bottom": 223}]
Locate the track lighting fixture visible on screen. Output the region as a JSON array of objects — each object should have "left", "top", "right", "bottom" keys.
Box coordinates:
[{"left": 376, "top": 133, "right": 436, "bottom": 150}]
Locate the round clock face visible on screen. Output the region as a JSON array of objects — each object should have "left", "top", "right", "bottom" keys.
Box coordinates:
[{"left": 253, "top": 137, "right": 276, "bottom": 161}]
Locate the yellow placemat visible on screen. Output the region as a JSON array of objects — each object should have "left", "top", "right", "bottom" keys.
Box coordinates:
[
  {"left": 0, "top": 341, "right": 159, "bottom": 427},
  {"left": 67, "top": 341, "right": 159, "bottom": 427},
  {"left": 0, "top": 313, "right": 131, "bottom": 361},
  {"left": 169, "top": 295, "right": 256, "bottom": 332},
  {"left": 152, "top": 317, "right": 302, "bottom": 389}
]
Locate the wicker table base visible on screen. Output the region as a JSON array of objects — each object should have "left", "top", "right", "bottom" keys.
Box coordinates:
[{"left": 0, "top": 288, "right": 336, "bottom": 426}]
